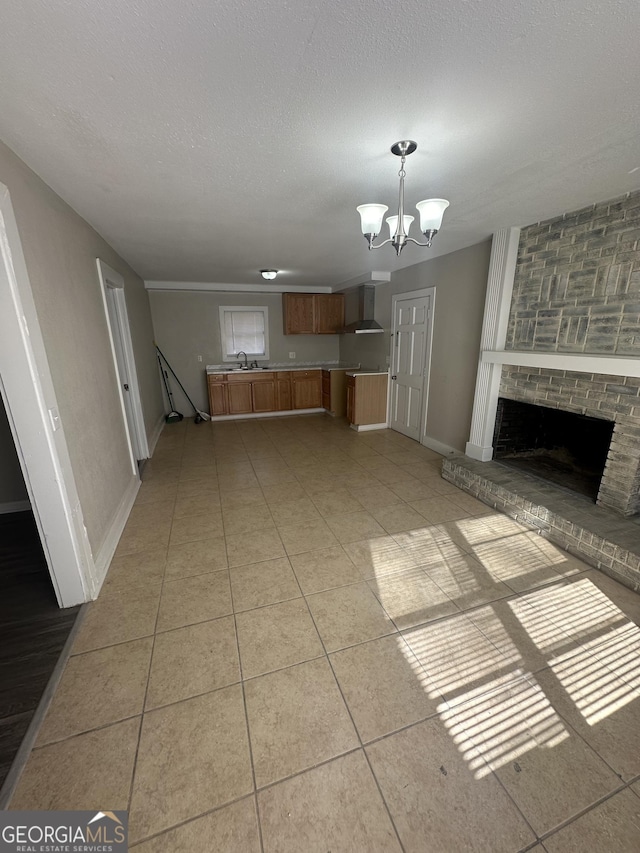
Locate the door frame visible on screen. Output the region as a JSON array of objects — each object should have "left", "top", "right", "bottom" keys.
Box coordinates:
[
  {"left": 96, "top": 259, "right": 149, "bottom": 469},
  {"left": 0, "top": 183, "right": 95, "bottom": 606},
  {"left": 389, "top": 287, "right": 436, "bottom": 445}
]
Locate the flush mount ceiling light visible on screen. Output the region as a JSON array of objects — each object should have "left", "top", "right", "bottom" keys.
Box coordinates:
[
  {"left": 357, "top": 141, "right": 449, "bottom": 257},
  {"left": 260, "top": 269, "right": 278, "bottom": 280}
]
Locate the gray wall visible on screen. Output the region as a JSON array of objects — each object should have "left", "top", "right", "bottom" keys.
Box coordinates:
[
  {"left": 0, "top": 392, "right": 28, "bottom": 507},
  {"left": 149, "top": 291, "right": 341, "bottom": 412},
  {"left": 0, "top": 140, "right": 164, "bottom": 555},
  {"left": 340, "top": 241, "right": 492, "bottom": 452}
]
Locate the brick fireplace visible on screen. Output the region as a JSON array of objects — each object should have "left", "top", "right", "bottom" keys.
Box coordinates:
[
  {"left": 500, "top": 189, "right": 640, "bottom": 517},
  {"left": 498, "top": 368, "right": 640, "bottom": 516},
  {"left": 446, "top": 192, "right": 640, "bottom": 589},
  {"left": 493, "top": 396, "right": 615, "bottom": 502}
]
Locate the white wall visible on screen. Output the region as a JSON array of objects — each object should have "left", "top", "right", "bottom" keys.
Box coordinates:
[
  {"left": 0, "top": 140, "right": 164, "bottom": 557},
  {"left": 340, "top": 240, "right": 492, "bottom": 452},
  {"left": 0, "top": 391, "right": 28, "bottom": 508},
  {"left": 149, "top": 290, "right": 341, "bottom": 412}
]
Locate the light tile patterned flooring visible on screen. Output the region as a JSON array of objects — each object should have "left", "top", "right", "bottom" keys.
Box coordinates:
[{"left": 10, "top": 415, "right": 640, "bottom": 851}]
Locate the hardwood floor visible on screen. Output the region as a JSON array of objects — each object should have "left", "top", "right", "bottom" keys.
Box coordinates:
[{"left": 0, "top": 511, "right": 79, "bottom": 788}]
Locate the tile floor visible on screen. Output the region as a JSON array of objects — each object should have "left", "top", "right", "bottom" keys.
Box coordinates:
[{"left": 10, "top": 414, "right": 640, "bottom": 851}]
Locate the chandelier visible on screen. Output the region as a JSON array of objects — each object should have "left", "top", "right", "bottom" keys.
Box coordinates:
[{"left": 357, "top": 141, "right": 449, "bottom": 257}]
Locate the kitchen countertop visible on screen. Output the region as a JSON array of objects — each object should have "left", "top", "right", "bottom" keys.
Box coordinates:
[
  {"left": 345, "top": 369, "right": 389, "bottom": 377},
  {"left": 206, "top": 362, "right": 360, "bottom": 374}
]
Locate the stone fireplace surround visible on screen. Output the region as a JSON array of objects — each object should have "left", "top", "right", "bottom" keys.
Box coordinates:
[{"left": 448, "top": 195, "right": 640, "bottom": 590}]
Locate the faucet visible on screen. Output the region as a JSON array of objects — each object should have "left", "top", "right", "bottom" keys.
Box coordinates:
[
  {"left": 250, "top": 360, "right": 259, "bottom": 369},
  {"left": 236, "top": 351, "right": 248, "bottom": 369}
]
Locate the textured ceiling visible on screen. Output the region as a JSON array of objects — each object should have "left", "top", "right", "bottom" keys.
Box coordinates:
[{"left": 1, "top": 0, "right": 639, "bottom": 288}]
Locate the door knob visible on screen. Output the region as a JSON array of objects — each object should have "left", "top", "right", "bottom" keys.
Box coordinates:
[{"left": 391, "top": 375, "right": 397, "bottom": 380}]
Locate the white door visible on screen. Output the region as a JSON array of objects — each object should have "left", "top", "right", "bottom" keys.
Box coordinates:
[
  {"left": 390, "top": 292, "right": 432, "bottom": 440},
  {"left": 97, "top": 259, "right": 148, "bottom": 468}
]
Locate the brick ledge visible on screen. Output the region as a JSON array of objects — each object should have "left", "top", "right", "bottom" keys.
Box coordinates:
[{"left": 442, "top": 456, "right": 640, "bottom": 593}]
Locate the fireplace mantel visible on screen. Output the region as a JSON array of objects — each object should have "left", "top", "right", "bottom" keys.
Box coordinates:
[{"left": 481, "top": 350, "right": 640, "bottom": 378}]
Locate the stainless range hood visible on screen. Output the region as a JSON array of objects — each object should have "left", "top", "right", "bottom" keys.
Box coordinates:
[{"left": 342, "top": 284, "right": 384, "bottom": 334}]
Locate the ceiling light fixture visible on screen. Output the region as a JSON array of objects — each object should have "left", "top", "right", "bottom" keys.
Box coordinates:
[
  {"left": 357, "top": 141, "right": 449, "bottom": 257},
  {"left": 260, "top": 269, "right": 278, "bottom": 280}
]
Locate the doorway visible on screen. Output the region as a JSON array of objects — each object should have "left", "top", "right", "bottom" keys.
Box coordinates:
[
  {"left": 97, "top": 259, "right": 149, "bottom": 469},
  {"left": 0, "top": 391, "right": 80, "bottom": 795},
  {"left": 389, "top": 288, "right": 435, "bottom": 442}
]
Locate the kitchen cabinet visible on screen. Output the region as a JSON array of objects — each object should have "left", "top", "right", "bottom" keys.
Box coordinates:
[
  {"left": 315, "top": 294, "right": 345, "bottom": 334},
  {"left": 206, "top": 369, "right": 325, "bottom": 416},
  {"left": 283, "top": 294, "right": 315, "bottom": 334},
  {"left": 227, "top": 380, "right": 253, "bottom": 414},
  {"left": 226, "top": 371, "right": 276, "bottom": 414},
  {"left": 322, "top": 369, "right": 348, "bottom": 417},
  {"left": 282, "top": 293, "right": 344, "bottom": 335},
  {"left": 252, "top": 377, "right": 276, "bottom": 412},
  {"left": 346, "top": 373, "right": 388, "bottom": 427},
  {"left": 291, "top": 370, "right": 322, "bottom": 408},
  {"left": 207, "top": 374, "right": 229, "bottom": 416},
  {"left": 276, "top": 372, "right": 292, "bottom": 410}
]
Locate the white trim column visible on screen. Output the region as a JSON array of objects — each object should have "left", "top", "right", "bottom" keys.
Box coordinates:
[
  {"left": 0, "top": 184, "right": 95, "bottom": 605},
  {"left": 465, "top": 227, "right": 520, "bottom": 461}
]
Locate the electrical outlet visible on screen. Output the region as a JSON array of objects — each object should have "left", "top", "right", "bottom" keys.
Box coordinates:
[
  {"left": 197, "top": 355, "right": 203, "bottom": 362},
  {"left": 385, "top": 356, "right": 390, "bottom": 366},
  {"left": 289, "top": 352, "right": 296, "bottom": 359}
]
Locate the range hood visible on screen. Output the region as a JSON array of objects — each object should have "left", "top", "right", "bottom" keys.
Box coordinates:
[{"left": 342, "top": 284, "right": 384, "bottom": 334}]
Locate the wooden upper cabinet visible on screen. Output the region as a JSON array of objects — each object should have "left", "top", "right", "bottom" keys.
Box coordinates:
[
  {"left": 283, "top": 293, "right": 315, "bottom": 334},
  {"left": 282, "top": 293, "right": 344, "bottom": 335},
  {"left": 314, "top": 294, "right": 345, "bottom": 334}
]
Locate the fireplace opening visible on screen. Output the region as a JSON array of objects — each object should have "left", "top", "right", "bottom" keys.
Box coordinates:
[{"left": 493, "top": 398, "right": 615, "bottom": 501}]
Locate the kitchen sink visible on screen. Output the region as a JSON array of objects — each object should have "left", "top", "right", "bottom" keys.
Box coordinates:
[{"left": 221, "top": 367, "right": 271, "bottom": 372}]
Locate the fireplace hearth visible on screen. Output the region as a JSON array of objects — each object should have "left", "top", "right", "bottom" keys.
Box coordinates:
[{"left": 493, "top": 397, "right": 615, "bottom": 501}]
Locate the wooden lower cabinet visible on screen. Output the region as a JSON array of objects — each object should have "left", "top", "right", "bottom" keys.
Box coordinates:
[
  {"left": 292, "top": 370, "right": 322, "bottom": 408},
  {"left": 346, "top": 376, "right": 355, "bottom": 423},
  {"left": 207, "top": 369, "right": 324, "bottom": 416},
  {"left": 207, "top": 375, "right": 229, "bottom": 416},
  {"left": 276, "top": 373, "right": 292, "bottom": 410},
  {"left": 346, "top": 373, "right": 388, "bottom": 426},
  {"left": 227, "top": 382, "right": 252, "bottom": 414},
  {"left": 252, "top": 379, "right": 276, "bottom": 412}
]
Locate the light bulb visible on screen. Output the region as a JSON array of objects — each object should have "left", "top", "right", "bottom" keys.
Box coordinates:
[{"left": 260, "top": 270, "right": 278, "bottom": 280}]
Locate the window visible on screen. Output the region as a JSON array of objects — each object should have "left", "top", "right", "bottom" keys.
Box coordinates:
[{"left": 219, "top": 306, "right": 270, "bottom": 361}]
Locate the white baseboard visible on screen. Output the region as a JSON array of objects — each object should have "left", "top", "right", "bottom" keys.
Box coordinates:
[
  {"left": 0, "top": 499, "right": 31, "bottom": 514},
  {"left": 147, "top": 412, "right": 165, "bottom": 457},
  {"left": 422, "top": 436, "right": 459, "bottom": 457},
  {"left": 207, "top": 408, "right": 325, "bottom": 422},
  {"left": 92, "top": 475, "right": 140, "bottom": 594},
  {"left": 350, "top": 422, "right": 388, "bottom": 432}
]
